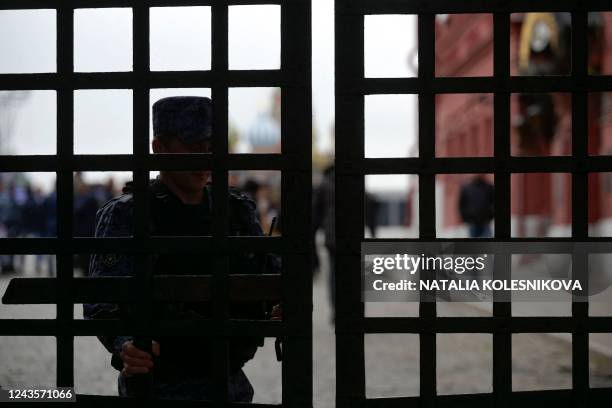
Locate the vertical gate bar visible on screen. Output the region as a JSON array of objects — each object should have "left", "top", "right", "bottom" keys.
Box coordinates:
[
  {"left": 335, "top": 1, "right": 366, "bottom": 406},
  {"left": 211, "top": 0, "right": 230, "bottom": 403},
  {"left": 571, "top": 10, "right": 589, "bottom": 408},
  {"left": 56, "top": 2, "right": 75, "bottom": 388},
  {"left": 281, "top": 178, "right": 313, "bottom": 408},
  {"left": 417, "top": 11, "right": 437, "bottom": 406},
  {"left": 132, "top": 5, "right": 154, "bottom": 399},
  {"left": 280, "top": 0, "right": 313, "bottom": 406},
  {"left": 492, "top": 11, "right": 512, "bottom": 407}
]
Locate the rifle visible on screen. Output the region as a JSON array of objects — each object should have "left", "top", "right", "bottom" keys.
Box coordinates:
[{"left": 264, "top": 217, "right": 283, "bottom": 362}]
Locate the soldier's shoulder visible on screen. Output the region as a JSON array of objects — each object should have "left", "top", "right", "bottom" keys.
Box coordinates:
[
  {"left": 96, "top": 193, "right": 135, "bottom": 222},
  {"left": 228, "top": 187, "right": 257, "bottom": 212},
  {"left": 227, "top": 187, "right": 260, "bottom": 232}
]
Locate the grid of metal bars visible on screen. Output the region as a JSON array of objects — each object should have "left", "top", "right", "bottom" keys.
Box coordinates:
[
  {"left": 0, "top": 1, "right": 312, "bottom": 407},
  {"left": 336, "top": 0, "right": 612, "bottom": 407}
]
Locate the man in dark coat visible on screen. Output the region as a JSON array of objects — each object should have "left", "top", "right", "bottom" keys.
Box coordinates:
[
  {"left": 313, "top": 164, "right": 336, "bottom": 321},
  {"left": 459, "top": 175, "right": 495, "bottom": 238}
]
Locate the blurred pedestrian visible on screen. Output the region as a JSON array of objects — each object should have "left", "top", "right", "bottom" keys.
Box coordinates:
[
  {"left": 74, "top": 179, "right": 99, "bottom": 275},
  {"left": 365, "top": 193, "right": 379, "bottom": 238},
  {"left": 41, "top": 189, "right": 57, "bottom": 276},
  {"left": 313, "top": 164, "right": 336, "bottom": 322},
  {"left": 0, "top": 180, "right": 13, "bottom": 274},
  {"left": 459, "top": 175, "right": 494, "bottom": 238},
  {"left": 2, "top": 182, "right": 26, "bottom": 273}
]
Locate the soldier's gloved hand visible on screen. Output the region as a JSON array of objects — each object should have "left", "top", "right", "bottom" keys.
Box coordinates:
[
  {"left": 271, "top": 303, "right": 282, "bottom": 321},
  {"left": 119, "top": 339, "right": 160, "bottom": 377}
]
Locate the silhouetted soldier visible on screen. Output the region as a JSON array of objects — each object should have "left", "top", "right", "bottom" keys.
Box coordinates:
[{"left": 84, "top": 96, "right": 281, "bottom": 402}]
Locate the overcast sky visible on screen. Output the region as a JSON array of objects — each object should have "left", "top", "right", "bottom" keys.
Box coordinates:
[{"left": 0, "top": 3, "right": 417, "bottom": 192}]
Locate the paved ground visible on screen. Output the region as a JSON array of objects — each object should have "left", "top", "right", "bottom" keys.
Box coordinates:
[{"left": 1, "top": 252, "right": 612, "bottom": 406}]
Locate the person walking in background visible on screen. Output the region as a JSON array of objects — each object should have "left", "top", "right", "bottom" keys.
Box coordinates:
[
  {"left": 364, "top": 193, "right": 379, "bottom": 238},
  {"left": 73, "top": 175, "right": 101, "bottom": 275},
  {"left": 2, "top": 182, "right": 26, "bottom": 274},
  {"left": 459, "top": 175, "right": 495, "bottom": 238},
  {"left": 41, "top": 189, "right": 57, "bottom": 277},
  {"left": 0, "top": 179, "right": 14, "bottom": 274},
  {"left": 313, "top": 164, "right": 336, "bottom": 322}
]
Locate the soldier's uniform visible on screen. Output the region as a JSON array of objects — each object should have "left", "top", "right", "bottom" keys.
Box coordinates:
[{"left": 83, "top": 96, "right": 280, "bottom": 402}]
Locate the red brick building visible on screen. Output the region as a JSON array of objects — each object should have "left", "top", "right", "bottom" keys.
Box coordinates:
[{"left": 433, "top": 12, "right": 612, "bottom": 238}]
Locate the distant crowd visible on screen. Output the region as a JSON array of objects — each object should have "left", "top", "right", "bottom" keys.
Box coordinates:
[
  {"left": 0, "top": 172, "right": 281, "bottom": 276},
  {"left": 0, "top": 173, "right": 118, "bottom": 276}
]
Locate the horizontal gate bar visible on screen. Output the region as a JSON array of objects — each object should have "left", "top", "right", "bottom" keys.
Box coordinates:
[
  {"left": 348, "top": 76, "right": 612, "bottom": 95},
  {"left": 0, "top": 154, "right": 306, "bottom": 172},
  {"left": 359, "top": 237, "right": 612, "bottom": 244},
  {"left": 3, "top": 74, "right": 612, "bottom": 94},
  {"left": 0, "top": 318, "right": 292, "bottom": 337},
  {"left": 2, "top": 155, "right": 612, "bottom": 175},
  {"left": 0, "top": 236, "right": 293, "bottom": 255},
  {"left": 0, "top": 70, "right": 293, "bottom": 90},
  {"left": 335, "top": 317, "right": 612, "bottom": 334},
  {"left": 76, "top": 393, "right": 282, "bottom": 407},
  {"left": 344, "top": 0, "right": 612, "bottom": 15},
  {"left": 338, "top": 156, "right": 612, "bottom": 175},
  {"left": 359, "top": 240, "right": 612, "bottom": 253},
  {"left": 2, "top": 274, "right": 281, "bottom": 304},
  {"left": 362, "top": 387, "right": 612, "bottom": 408},
  {"left": 0, "top": 0, "right": 285, "bottom": 10},
  {"left": 7, "top": 237, "right": 612, "bottom": 255}
]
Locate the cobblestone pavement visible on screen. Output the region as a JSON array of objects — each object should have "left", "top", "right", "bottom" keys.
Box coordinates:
[{"left": 1, "top": 254, "right": 611, "bottom": 406}]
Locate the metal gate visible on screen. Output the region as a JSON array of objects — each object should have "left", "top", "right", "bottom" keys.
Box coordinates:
[
  {"left": 335, "top": 0, "right": 612, "bottom": 407},
  {"left": 0, "top": 0, "right": 311, "bottom": 407}
]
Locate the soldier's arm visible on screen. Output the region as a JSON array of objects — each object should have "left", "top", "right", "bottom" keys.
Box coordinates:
[
  {"left": 83, "top": 197, "right": 135, "bottom": 365},
  {"left": 232, "top": 192, "right": 282, "bottom": 316},
  {"left": 232, "top": 191, "right": 282, "bottom": 274}
]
